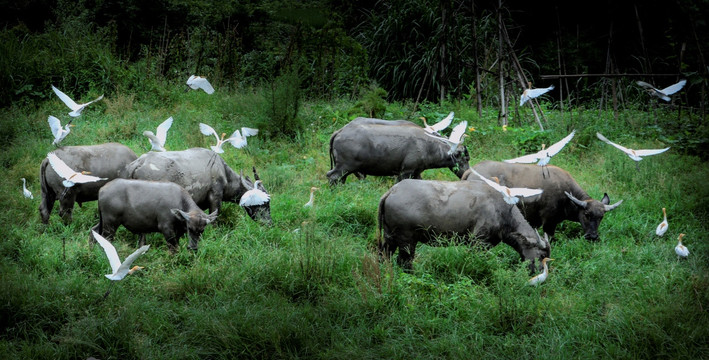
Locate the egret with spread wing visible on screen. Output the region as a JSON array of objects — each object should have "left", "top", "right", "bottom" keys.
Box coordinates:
[
  {"left": 636, "top": 79, "right": 686, "bottom": 102},
  {"left": 470, "top": 169, "right": 543, "bottom": 205},
  {"left": 186, "top": 75, "right": 215, "bottom": 94},
  {"left": 143, "top": 117, "right": 173, "bottom": 152},
  {"left": 422, "top": 111, "right": 454, "bottom": 135},
  {"left": 48, "top": 115, "right": 74, "bottom": 146},
  {"left": 51, "top": 85, "right": 104, "bottom": 117},
  {"left": 46, "top": 152, "right": 107, "bottom": 188},
  {"left": 93, "top": 230, "right": 150, "bottom": 281},
  {"left": 520, "top": 83, "right": 555, "bottom": 106},
  {"left": 596, "top": 132, "right": 669, "bottom": 170},
  {"left": 239, "top": 180, "right": 270, "bottom": 206},
  {"left": 199, "top": 122, "right": 258, "bottom": 153},
  {"left": 505, "top": 130, "right": 575, "bottom": 178}
]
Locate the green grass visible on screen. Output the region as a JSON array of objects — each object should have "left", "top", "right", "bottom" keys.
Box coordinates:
[{"left": 1, "top": 88, "right": 708, "bottom": 359}]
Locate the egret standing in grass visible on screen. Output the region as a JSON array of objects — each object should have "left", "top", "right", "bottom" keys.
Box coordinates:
[
  {"left": 656, "top": 207, "right": 668, "bottom": 237},
  {"left": 199, "top": 123, "right": 258, "bottom": 153},
  {"left": 636, "top": 79, "right": 687, "bottom": 102},
  {"left": 22, "top": 178, "right": 33, "bottom": 199},
  {"left": 48, "top": 115, "right": 74, "bottom": 146},
  {"left": 596, "top": 132, "right": 670, "bottom": 170},
  {"left": 51, "top": 85, "right": 104, "bottom": 117},
  {"left": 675, "top": 233, "right": 689, "bottom": 259},
  {"left": 528, "top": 257, "right": 553, "bottom": 286},
  {"left": 470, "top": 169, "right": 543, "bottom": 205},
  {"left": 421, "top": 111, "right": 454, "bottom": 136},
  {"left": 143, "top": 116, "right": 173, "bottom": 152},
  {"left": 505, "top": 130, "right": 576, "bottom": 178},
  {"left": 186, "top": 75, "right": 215, "bottom": 94},
  {"left": 520, "top": 82, "right": 555, "bottom": 106},
  {"left": 304, "top": 187, "right": 319, "bottom": 208},
  {"left": 92, "top": 230, "right": 149, "bottom": 299}
]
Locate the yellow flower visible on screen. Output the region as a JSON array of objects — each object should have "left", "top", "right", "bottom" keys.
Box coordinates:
[
  {"left": 468, "top": 126, "right": 476, "bottom": 132},
  {"left": 502, "top": 124, "right": 508, "bottom": 132}
]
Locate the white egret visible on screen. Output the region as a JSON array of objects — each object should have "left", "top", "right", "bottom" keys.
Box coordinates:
[
  {"left": 143, "top": 116, "right": 174, "bottom": 152},
  {"left": 92, "top": 230, "right": 150, "bottom": 281},
  {"left": 528, "top": 257, "right": 554, "bottom": 286},
  {"left": 186, "top": 75, "right": 215, "bottom": 94},
  {"left": 470, "top": 169, "right": 543, "bottom": 205},
  {"left": 22, "top": 178, "right": 33, "bottom": 199},
  {"left": 656, "top": 207, "right": 668, "bottom": 237},
  {"left": 426, "top": 120, "right": 468, "bottom": 155},
  {"left": 46, "top": 152, "right": 107, "bottom": 188},
  {"left": 239, "top": 180, "right": 270, "bottom": 206},
  {"left": 636, "top": 79, "right": 686, "bottom": 102},
  {"left": 596, "top": 132, "right": 669, "bottom": 169},
  {"left": 51, "top": 85, "right": 104, "bottom": 117},
  {"left": 422, "top": 111, "right": 454, "bottom": 135},
  {"left": 675, "top": 233, "right": 689, "bottom": 258},
  {"left": 505, "top": 130, "right": 576, "bottom": 177},
  {"left": 304, "top": 187, "right": 319, "bottom": 208},
  {"left": 48, "top": 115, "right": 74, "bottom": 146},
  {"left": 520, "top": 83, "right": 555, "bottom": 106},
  {"left": 199, "top": 123, "right": 258, "bottom": 153}
]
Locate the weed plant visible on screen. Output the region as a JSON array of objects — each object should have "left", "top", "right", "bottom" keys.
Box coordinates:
[{"left": 0, "top": 85, "right": 707, "bottom": 359}]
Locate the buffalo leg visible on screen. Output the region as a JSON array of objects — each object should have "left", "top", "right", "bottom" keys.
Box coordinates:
[
  {"left": 39, "top": 189, "right": 56, "bottom": 224},
  {"left": 58, "top": 193, "right": 77, "bottom": 225},
  {"left": 396, "top": 243, "right": 417, "bottom": 272}
]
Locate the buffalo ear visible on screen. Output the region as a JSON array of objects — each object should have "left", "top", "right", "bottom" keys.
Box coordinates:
[
  {"left": 171, "top": 209, "right": 191, "bottom": 222},
  {"left": 205, "top": 210, "right": 219, "bottom": 224},
  {"left": 601, "top": 193, "right": 610, "bottom": 205}
]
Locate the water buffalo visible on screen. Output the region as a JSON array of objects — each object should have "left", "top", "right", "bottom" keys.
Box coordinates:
[
  {"left": 327, "top": 121, "right": 470, "bottom": 185},
  {"left": 464, "top": 160, "right": 623, "bottom": 241},
  {"left": 39, "top": 143, "right": 138, "bottom": 224},
  {"left": 120, "top": 148, "right": 271, "bottom": 225},
  {"left": 378, "top": 179, "right": 550, "bottom": 271},
  {"left": 91, "top": 179, "right": 218, "bottom": 252}
]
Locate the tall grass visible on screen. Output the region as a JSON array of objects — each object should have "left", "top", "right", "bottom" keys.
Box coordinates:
[{"left": 0, "top": 86, "right": 708, "bottom": 359}]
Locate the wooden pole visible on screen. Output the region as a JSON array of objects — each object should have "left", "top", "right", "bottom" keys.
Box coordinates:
[
  {"left": 472, "top": 0, "right": 482, "bottom": 116},
  {"left": 498, "top": 0, "right": 507, "bottom": 126}
]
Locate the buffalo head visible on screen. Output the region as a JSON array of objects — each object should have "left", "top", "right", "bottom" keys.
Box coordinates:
[
  {"left": 565, "top": 191, "right": 622, "bottom": 241},
  {"left": 171, "top": 209, "right": 218, "bottom": 250},
  {"left": 239, "top": 167, "right": 272, "bottom": 225},
  {"left": 450, "top": 146, "right": 471, "bottom": 178},
  {"left": 514, "top": 231, "right": 551, "bottom": 272}
]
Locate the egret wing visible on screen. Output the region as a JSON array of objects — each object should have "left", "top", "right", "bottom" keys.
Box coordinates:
[
  {"left": 72, "top": 173, "right": 107, "bottom": 184},
  {"left": 525, "top": 85, "right": 555, "bottom": 99},
  {"left": 545, "top": 130, "right": 576, "bottom": 156},
  {"left": 93, "top": 230, "right": 122, "bottom": 274},
  {"left": 471, "top": 169, "right": 505, "bottom": 193},
  {"left": 596, "top": 132, "right": 633, "bottom": 154},
  {"left": 241, "top": 127, "right": 259, "bottom": 137},
  {"left": 51, "top": 85, "right": 79, "bottom": 110},
  {"left": 191, "top": 77, "right": 214, "bottom": 94},
  {"left": 48, "top": 116, "right": 63, "bottom": 138},
  {"left": 115, "top": 245, "right": 150, "bottom": 275},
  {"left": 660, "top": 79, "right": 686, "bottom": 95},
  {"left": 46, "top": 152, "right": 77, "bottom": 180},
  {"left": 239, "top": 189, "right": 270, "bottom": 206},
  {"left": 448, "top": 121, "right": 467, "bottom": 143},
  {"left": 199, "top": 123, "right": 220, "bottom": 142},
  {"left": 504, "top": 152, "right": 541, "bottom": 164},
  {"left": 155, "top": 117, "right": 173, "bottom": 145},
  {"left": 634, "top": 147, "right": 670, "bottom": 157},
  {"left": 429, "top": 111, "right": 454, "bottom": 133},
  {"left": 83, "top": 94, "right": 104, "bottom": 106},
  {"left": 226, "top": 129, "right": 247, "bottom": 149},
  {"left": 509, "top": 187, "right": 543, "bottom": 198},
  {"left": 636, "top": 81, "right": 657, "bottom": 90}
]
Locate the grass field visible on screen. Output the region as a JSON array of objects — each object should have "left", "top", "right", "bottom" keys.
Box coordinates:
[{"left": 1, "top": 87, "right": 708, "bottom": 359}]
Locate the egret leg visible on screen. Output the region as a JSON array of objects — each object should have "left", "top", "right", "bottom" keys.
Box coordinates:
[{"left": 101, "top": 281, "right": 115, "bottom": 301}]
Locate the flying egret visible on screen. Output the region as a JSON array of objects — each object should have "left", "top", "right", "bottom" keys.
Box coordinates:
[
  {"left": 46, "top": 152, "right": 107, "bottom": 188},
  {"left": 656, "top": 207, "right": 668, "bottom": 237},
  {"left": 48, "top": 115, "right": 74, "bottom": 146},
  {"left": 143, "top": 117, "right": 174, "bottom": 152},
  {"left": 199, "top": 123, "right": 258, "bottom": 153},
  {"left": 470, "top": 169, "right": 543, "bottom": 205},
  {"left": 51, "top": 85, "right": 104, "bottom": 117},
  {"left": 425, "top": 120, "right": 468, "bottom": 155},
  {"left": 239, "top": 180, "right": 270, "bottom": 206},
  {"left": 505, "top": 130, "right": 576, "bottom": 178},
  {"left": 422, "top": 111, "right": 454, "bottom": 135},
  {"left": 636, "top": 79, "right": 686, "bottom": 102},
  {"left": 304, "top": 187, "right": 319, "bottom": 208},
  {"left": 675, "top": 233, "right": 689, "bottom": 259},
  {"left": 520, "top": 83, "right": 555, "bottom": 106},
  {"left": 528, "top": 257, "right": 554, "bottom": 286},
  {"left": 22, "top": 178, "right": 33, "bottom": 199},
  {"left": 596, "top": 132, "right": 669, "bottom": 170},
  {"left": 92, "top": 230, "right": 150, "bottom": 281},
  {"left": 186, "top": 75, "right": 215, "bottom": 94}
]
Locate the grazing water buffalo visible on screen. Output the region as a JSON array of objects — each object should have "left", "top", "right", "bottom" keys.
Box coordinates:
[
  {"left": 464, "top": 160, "right": 623, "bottom": 241},
  {"left": 91, "top": 179, "right": 218, "bottom": 252},
  {"left": 120, "top": 148, "right": 272, "bottom": 225},
  {"left": 378, "top": 179, "right": 550, "bottom": 271},
  {"left": 39, "top": 143, "right": 138, "bottom": 224},
  {"left": 327, "top": 121, "right": 470, "bottom": 185}
]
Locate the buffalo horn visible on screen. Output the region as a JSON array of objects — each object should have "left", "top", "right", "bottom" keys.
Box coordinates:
[
  {"left": 604, "top": 200, "right": 623, "bottom": 212},
  {"left": 240, "top": 170, "right": 253, "bottom": 190},
  {"left": 565, "top": 191, "right": 587, "bottom": 209}
]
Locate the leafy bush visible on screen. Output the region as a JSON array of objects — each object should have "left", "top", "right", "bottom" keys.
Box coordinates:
[{"left": 261, "top": 66, "right": 304, "bottom": 138}]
